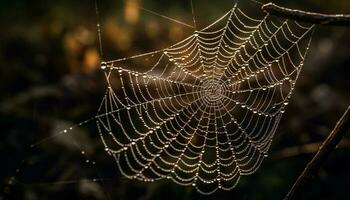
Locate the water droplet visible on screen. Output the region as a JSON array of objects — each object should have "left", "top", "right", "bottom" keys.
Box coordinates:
[{"left": 101, "top": 62, "right": 107, "bottom": 70}]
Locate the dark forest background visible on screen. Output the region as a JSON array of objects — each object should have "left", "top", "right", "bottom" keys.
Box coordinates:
[{"left": 0, "top": 0, "right": 350, "bottom": 199}]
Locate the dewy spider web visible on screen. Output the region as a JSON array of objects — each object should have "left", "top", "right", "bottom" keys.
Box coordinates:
[{"left": 94, "top": 2, "right": 314, "bottom": 195}]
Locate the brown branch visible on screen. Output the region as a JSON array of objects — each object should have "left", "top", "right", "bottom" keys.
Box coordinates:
[
  {"left": 285, "top": 106, "right": 350, "bottom": 200},
  {"left": 262, "top": 3, "right": 350, "bottom": 27},
  {"left": 271, "top": 139, "right": 350, "bottom": 160}
]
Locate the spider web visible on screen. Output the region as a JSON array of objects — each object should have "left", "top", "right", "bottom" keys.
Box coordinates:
[{"left": 95, "top": 3, "right": 314, "bottom": 194}]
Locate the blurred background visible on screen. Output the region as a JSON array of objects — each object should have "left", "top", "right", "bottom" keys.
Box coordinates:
[{"left": 0, "top": 0, "right": 350, "bottom": 199}]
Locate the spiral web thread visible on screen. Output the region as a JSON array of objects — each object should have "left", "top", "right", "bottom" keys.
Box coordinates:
[{"left": 96, "top": 3, "right": 314, "bottom": 194}]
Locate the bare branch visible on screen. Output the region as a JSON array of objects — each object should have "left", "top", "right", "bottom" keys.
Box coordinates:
[
  {"left": 285, "top": 106, "right": 350, "bottom": 200},
  {"left": 271, "top": 139, "right": 350, "bottom": 160},
  {"left": 262, "top": 3, "right": 350, "bottom": 27}
]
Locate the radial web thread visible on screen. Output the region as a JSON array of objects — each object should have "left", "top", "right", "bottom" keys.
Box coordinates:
[{"left": 96, "top": 3, "right": 314, "bottom": 194}]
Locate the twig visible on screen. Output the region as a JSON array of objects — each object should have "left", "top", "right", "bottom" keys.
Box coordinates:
[
  {"left": 271, "top": 139, "right": 350, "bottom": 160},
  {"left": 285, "top": 106, "right": 350, "bottom": 200},
  {"left": 262, "top": 3, "right": 350, "bottom": 27}
]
